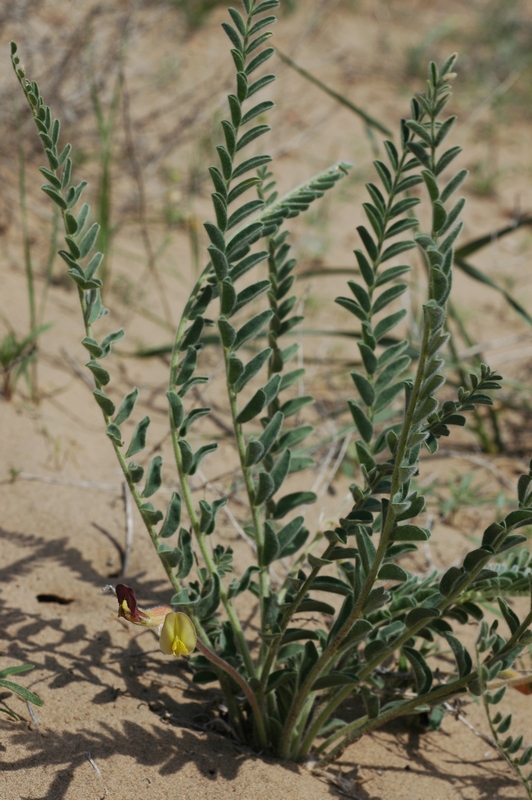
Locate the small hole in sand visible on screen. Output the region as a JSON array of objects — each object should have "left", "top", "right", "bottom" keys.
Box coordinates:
[{"left": 36, "top": 593, "right": 73, "bottom": 605}]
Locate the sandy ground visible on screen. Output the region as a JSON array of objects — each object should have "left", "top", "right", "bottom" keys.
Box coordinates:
[{"left": 2, "top": 1, "right": 532, "bottom": 798}]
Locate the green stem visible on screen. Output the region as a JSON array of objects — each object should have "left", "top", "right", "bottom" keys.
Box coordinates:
[
  {"left": 195, "top": 639, "right": 267, "bottom": 750},
  {"left": 223, "top": 345, "right": 270, "bottom": 622},
  {"left": 168, "top": 419, "right": 257, "bottom": 679}
]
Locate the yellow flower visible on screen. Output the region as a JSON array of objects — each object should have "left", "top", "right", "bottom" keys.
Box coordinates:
[{"left": 160, "top": 611, "right": 197, "bottom": 657}]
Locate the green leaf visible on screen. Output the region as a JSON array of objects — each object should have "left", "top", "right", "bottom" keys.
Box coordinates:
[
  {"left": 180, "top": 407, "right": 210, "bottom": 437},
  {"left": 405, "top": 607, "right": 440, "bottom": 627},
  {"left": 142, "top": 455, "right": 163, "bottom": 498},
  {"left": 270, "top": 448, "right": 291, "bottom": 494},
  {"left": 181, "top": 316, "right": 205, "bottom": 350},
  {"left": 106, "top": 424, "right": 123, "bottom": 446},
  {"left": 0, "top": 679, "right": 43, "bottom": 707},
  {"left": 380, "top": 241, "right": 416, "bottom": 264},
  {"left": 236, "top": 388, "right": 266, "bottom": 423},
  {"left": 374, "top": 309, "right": 407, "bottom": 341},
  {"left": 93, "top": 389, "right": 115, "bottom": 417},
  {"left": 218, "top": 317, "right": 237, "bottom": 349},
  {"left": 247, "top": 72, "right": 276, "bottom": 98},
  {"left": 222, "top": 22, "right": 242, "bottom": 50},
  {"left": 175, "top": 346, "right": 197, "bottom": 386},
  {"left": 273, "top": 491, "right": 317, "bottom": 519},
  {"left": 347, "top": 399, "right": 373, "bottom": 443},
  {"left": 100, "top": 328, "right": 125, "bottom": 355},
  {"left": 231, "top": 154, "right": 272, "bottom": 180},
  {"left": 277, "top": 516, "right": 305, "bottom": 555},
  {"left": 392, "top": 524, "right": 430, "bottom": 542},
  {"left": 254, "top": 471, "right": 275, "bottom": 505},
  {"left": 311, "top": 576, "right": 352, "bottom": 596},
  {"left": 191, "top": 442, "right": 218, "bottom": 474},
  {"left": 176, "top": 528, "right": 194, "bottom": 578},
  {"left": 498, "top": 598, "right": 520, "bottom": 635},
  {"left": 242, "top": 98, "right": 275, "bottom": 125},
  {"left": 444, "top": 633, "right": 472, "bottom": 677},
  {"left": 234, "top": 279, "right": 271, "bottom": 313},
  {"left": 235, "top": 347, "right": 273, "bottom": 392},
  {"left": 350, "top": 371, "right": 375, "bottom": 406},
  {"left": 0, "top": 663, "right": 36, "bottom": 679},
  {"left": 114, "top": 388, "right": 139, "bottom": 426},
  {"left": 227, "top": 198, "right": 265, "bottom": 229},
  {"left": 140, "top": 502, "right": 164, "bottom": 525},
  {"left": 227, "top": 565, "right": 260, "bottom": 601},
  {"left": 167, "top": 390, "right": 184, "bottom": 429},
  {"left": 245, "top": 438, "right": 265, "bottom": 466},
  {"left": 234, "top": 310, "right": 273, "bottom": 350},
  {"left": 259, "top": 410, "right": 284, "bottom": 455},
  {"left": 125, "top": 416, "right": 150, "bottom": 457},
  {"left": 78, "top": 222, "right": 99, "bottom": 258},
  {"left": 160, "top": 492, "right": 182, "bottom": 538},
  {"left": 246, "top": 47, "right": 275, "bottom": 77},
  {"left": 435, "top": 145, "right": 462, "bottom": 176},
  {"left": 41, "top": 184, "right": 66, "bottom": 209},
  {"left": 279, "top": 395, "right": 313, "bottom": 417},
  {"left": 85, "top": 360, "right": 110, "bottom": 386},
  {"left": 378, "top": 563, "right": 408, "bottom": 582},
  {"left": 263, "top": 520, "right": 281, "bottom": 564},
  {"left": 196, "top": 573, "right": 221, "bottom": 620},
  {"left": 402, "top": 646, "right": 433, "bottom": 693}
]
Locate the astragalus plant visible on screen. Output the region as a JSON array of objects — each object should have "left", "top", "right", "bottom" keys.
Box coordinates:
[{"left": 11, "top": 0, "right": 532, "bottom": 766}]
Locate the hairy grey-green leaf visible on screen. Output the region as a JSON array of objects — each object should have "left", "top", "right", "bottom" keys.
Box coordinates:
[
  {"left": 114, "top": 388, "right": 139, "bottom": 426},
  {"left": 190, "top": 442, "right": 218, "bottom": 475},
  {"left": 236, "top": 388, "right": 266, "bottom": 424},
  {"left": 347, "top": 400, "right": 373, "bottom": 443},
  {"left": 273, "top": 491, "right": 316, "bottom": 519},
  {"left": 159, "top": 491, "right": 182, "bottom": 538},
  {"left": 234, "top": 310, "right": 273, "bottom": 351},
  {"left": 93, "top": 389, "right": 115, "bottom": 417},
  {"left": 142, "top": 455, "right": 163, "bottom": 498},
  {"left": 85, "top": 360, "right": 110, "bottom": 386},
  {"left": 125, "top": 416, "right": 150, "bottom": 458}
]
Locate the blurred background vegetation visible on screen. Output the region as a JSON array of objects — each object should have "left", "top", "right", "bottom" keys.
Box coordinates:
[{"left": 2, "top": 0, "right": 532, "bottom": 497}]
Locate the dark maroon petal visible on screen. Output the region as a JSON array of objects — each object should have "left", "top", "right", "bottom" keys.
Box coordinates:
[{"left": 116, "top": 584, "right": 142, "bottom": 622}]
